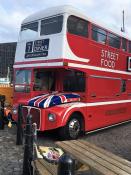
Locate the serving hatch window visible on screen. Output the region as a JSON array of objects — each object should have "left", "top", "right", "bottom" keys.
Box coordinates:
[
  {"left": 40, "top": 15, "right": 63, "bottom": 35},
  {"left": 33, "top": 69, "right": 55, "bottom": 91},
  {"left": 63, "top": 70, "right": 85, "bottom": 92}
]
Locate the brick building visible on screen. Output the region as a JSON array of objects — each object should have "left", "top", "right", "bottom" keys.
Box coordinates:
[{"left": 0, "top": 42, "right": 16, "bottom": 82}]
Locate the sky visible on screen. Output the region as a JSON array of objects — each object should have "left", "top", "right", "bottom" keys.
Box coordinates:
[{"left": 0, "top": 0, "right": 131, "bottom": 43}]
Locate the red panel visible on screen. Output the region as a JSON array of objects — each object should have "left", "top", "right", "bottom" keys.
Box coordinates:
[
  {"left": 127, "top": 80, "right": 131, "bottom": 94},
  {"left": 67, "top": 33, "right": 128, "bottom": 72},
  {"left": 85, "top": 103, "right": 131, "bottom": 131},
  {"left": 88, "top": 76, "right": 121, "bottom": 99}
]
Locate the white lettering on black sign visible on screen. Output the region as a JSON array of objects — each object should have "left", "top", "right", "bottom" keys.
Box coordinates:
[{"left": 25, "top": 39, "right": 49, "bottom": 58}]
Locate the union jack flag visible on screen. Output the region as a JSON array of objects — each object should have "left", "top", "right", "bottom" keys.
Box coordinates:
[{"left": 28, "top": 93, "right": 80, "bottom": 108}]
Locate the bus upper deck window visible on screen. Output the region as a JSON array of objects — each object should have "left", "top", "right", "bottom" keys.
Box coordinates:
[
  {"left": 108, "top": 33, "right": 120, "bottom": 49},
  {"left": 129, "top": 41, "right": 131, "bottom": 53},
  {"left": 40, "top": 15, "right": 63, "bottom": 35},
  {"left": 20, "top": 22, "right": 38, "bottom": 40},
  {"left": 122, "top": 38, "right": 127, "bottom": 51},
  {"left": 67, "top": 16, "right": 88, "bottom": 37},
  {"left": 92, "top": 25, "right": 106, "bottom": 44}
]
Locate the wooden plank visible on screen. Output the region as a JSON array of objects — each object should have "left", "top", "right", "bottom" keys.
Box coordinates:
[
  {"left": 33, "top": 159, "right": 52, "bottom": 175},
  {"left": 38, "top": 159, "right": 57, "bottom": 175},
  {"left": 56, "top": 141, "right": 117, "bottom": 175},
  {"left": 61, "top": 141, "right": 130, "bottom": 175},
  {"left": 72, "top": 140, "right": 131, "bottom": 174},
  {"left": 80, "top": 140, "right": 131, "bottom": 168}
]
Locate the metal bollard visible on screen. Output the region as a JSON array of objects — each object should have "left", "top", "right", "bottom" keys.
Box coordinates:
[
  {"left": 32, "top": 123, "right": 37, "bottom": 160},
  {"left": 0, "top": 95, "right": 5, "bottom": 130},
  {"left": 16, "top": 104, "right": 23, "bottom": 145},
  {"left": 32, "top": 123, "right": 37, "bottom": 144},
  {"left": 58, "top": 154, "right": 75, "bottom": 175},
  {"left": 23, "top": 114, "right": 33, "bottom": 175}
]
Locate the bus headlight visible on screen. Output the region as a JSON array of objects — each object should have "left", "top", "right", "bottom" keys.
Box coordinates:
[
  {"left": 48, "top": 113, "right": 56, "bottom": 122},
  {"left": 12, "top": 107, "right": 18, "bottom": 115}
]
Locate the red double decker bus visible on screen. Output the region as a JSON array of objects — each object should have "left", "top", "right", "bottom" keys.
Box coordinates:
[{"left": 13, "top": 5, "right": 131, "bottom": 139}]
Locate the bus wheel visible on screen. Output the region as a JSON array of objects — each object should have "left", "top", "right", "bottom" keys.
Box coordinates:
[{"left": 59, "top": 115, "right": 82, "bottom": 140}]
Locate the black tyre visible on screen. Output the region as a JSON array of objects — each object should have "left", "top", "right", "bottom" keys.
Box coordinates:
[{"left": 59, "top": 114, "right": 82, "bottom": 140}]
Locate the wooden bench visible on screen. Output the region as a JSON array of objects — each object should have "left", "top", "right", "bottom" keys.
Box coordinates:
[
  {"left": 32, "top": 140, "right": 131, "bottom": 175},
  {"left": 56, "top": 140, "right": 131, "bottom": 175},
  {"left": 32, "top": 143, "right": 90, "bottom": 175},
  {"left": 32, "top": 158, "right": 57, "bottom": 175}
]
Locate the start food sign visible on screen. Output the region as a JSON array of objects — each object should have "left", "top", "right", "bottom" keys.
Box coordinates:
[
  {"left": 100, "top": 49, "right": 119, "bottom": 69},
  {"left": 25, "top": 39, "right": 49, "bottom": 58}
]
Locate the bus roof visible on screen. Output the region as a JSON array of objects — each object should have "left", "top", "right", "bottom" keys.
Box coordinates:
[{"left": 22, "top": 5, "right": 131, "bottom": 41}]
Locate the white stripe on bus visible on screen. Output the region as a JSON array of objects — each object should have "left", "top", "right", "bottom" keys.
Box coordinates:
[
  {"left": 62, "top": 99, "right": 131, "bottom": 122},
  {"left": 14, "top": 61, "right": 131, "bottom": 75},
  {"left": 68, "top": 63, "right": 131, "bottom": 75}
]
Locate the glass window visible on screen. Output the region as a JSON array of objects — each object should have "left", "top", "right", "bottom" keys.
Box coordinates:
[
  {"left": 15, "top": 69, "right": 31, "bottom": 93},
  {"left": 63, "top": 70, "right": 85, "bottom": 92},
  {"left": 129, "top": 41, "right": 131, "bottom": 53},
  {"left": 15, "top": 70, "right": 31, "bottom": 84},
  {"left": 92, "top": 25, "right": 106, "bottom": 44},
  {"left": 122, "top": 38, "right": 127, "bottom": 51},
  {"left": 40, "top": 15, "right": 63, "bottom": 35},
  {"left": 121, "top": 79, "right": 126, "bottom": 93},
  {"left": 20, "top": 22, "right": 38, "bottom": 40},
  {"left": 34, "top": 69, "right": 55, "bottom": 91},
  {"left": 67, "top": 16, "right": 88, "bottom": 37},
  {"left": 21, "top": 22, "right": 38, "bottom": 32},
  {"left": 108, "top": 33, "right": 120, "bottom": 49}
]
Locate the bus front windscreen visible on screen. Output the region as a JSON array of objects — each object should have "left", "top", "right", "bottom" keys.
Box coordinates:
[{"left": 15, "top": 70, "right": 32, "bottom": 93}]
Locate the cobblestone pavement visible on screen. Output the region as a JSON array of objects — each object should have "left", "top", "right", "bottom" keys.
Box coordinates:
[
  {"left": 1, "top": 121, "right": 131, "bottom": 175},
  {"left": 0, "top": 125, "right": 23, "bottom": 175}
]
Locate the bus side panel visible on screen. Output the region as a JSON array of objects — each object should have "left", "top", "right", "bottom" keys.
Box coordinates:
[{"left": 85, "top": 102, "right": 131, "bottom": 131}]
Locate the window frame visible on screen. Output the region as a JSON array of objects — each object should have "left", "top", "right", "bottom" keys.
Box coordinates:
[
  {"left": 108, "top": 32, "right": 121, "bottom": 49},
  {"left": 67, "top": 15, "right": 88, "bottom": 38},
  {"left": 121, "top": 79, "right": 126, "bottom": 93},
  {"left": 21, "top": 21, "right": 39, "bottom": 32},
  {"left": 91, "top": 25, "right": 107, "bottom": 44},
  {"left": 121, "top": 38, "right": 127, "bottom": 52},
  {"left": 63, "top": 70, "right": 86, "bottom": 92},
  {"left": 128, "top": 41, "right": 131, "bottom": 53},
  {"left": 40, "top": 15, "right": 63, "bottom": 36}
]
